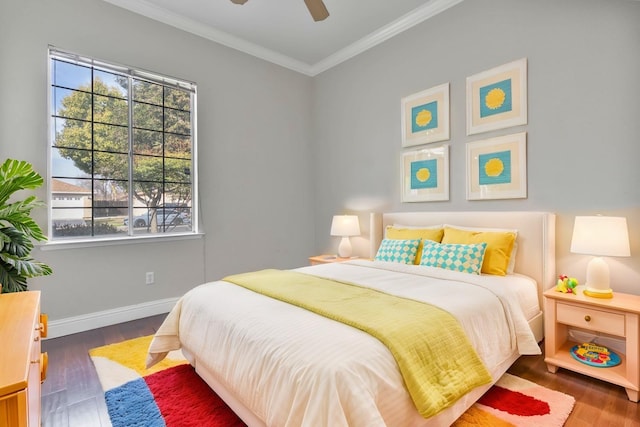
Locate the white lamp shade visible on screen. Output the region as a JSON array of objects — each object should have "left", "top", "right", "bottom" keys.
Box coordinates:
[
  {"left": 570, "top": 216, "right": 630, "bottom": 257},
  {"left": 331, "top": 215, "right": 360, "bottom": 258},
  {"left": 570, "top": 216, "right": 630, "bottom": 298},
  {"left": 330, "top": 215, "right": 360, "bottom": 237}
]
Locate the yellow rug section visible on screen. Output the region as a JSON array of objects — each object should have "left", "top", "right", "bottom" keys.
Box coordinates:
[
  {"left": 89, "top": 335, "right": 187, "bottom": 391},
  {"left": 455, "top": 406, "right": 515, "bottom": 426}
]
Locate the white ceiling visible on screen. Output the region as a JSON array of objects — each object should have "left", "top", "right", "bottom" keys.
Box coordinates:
[{"left": 103, "top": 0, "right": 463, "bottom": 76}]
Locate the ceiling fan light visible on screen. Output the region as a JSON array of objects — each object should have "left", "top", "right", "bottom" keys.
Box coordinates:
[{"left": 230, "top": 0, "right": 248, "bottom": 5}]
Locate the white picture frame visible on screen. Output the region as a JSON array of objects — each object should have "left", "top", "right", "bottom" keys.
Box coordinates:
[
  {"left": 466, "top": 58, "right": 527, "bottom": 135},
  {"left": 401, "top": 83, "right": 450, "bottom": 147},
  {"left": 402, "top": 145, "right": 449, "bottom": 202},
  {"left": 466, "top": 132, "right": 527, "bottom": 200}
]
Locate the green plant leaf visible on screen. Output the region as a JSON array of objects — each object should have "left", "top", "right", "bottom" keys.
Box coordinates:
[
  {"left": 0, "top": 197, "right": 47, "bottom": 242},
  {"left": 0, "top": 226, "right": 34, "bottom": 257},
  {"left": 0, "top": 252, "right": 52, "bottom": 277},
  {"left": 0, "top": 159, "right": 44, "bottom": 206},
  {"left": 0, "top": 201, "right": 47, "bottom": 241},
  {"left": 0, "top": 262, "right": 28, "bottom": 293},
  {"left": 0, "top": 158, "right": 51, "bottom": 292}
]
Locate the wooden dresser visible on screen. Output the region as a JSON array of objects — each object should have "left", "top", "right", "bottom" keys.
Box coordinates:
[{"left": 0, "top": 291, "right": 47, "bottom": 427}]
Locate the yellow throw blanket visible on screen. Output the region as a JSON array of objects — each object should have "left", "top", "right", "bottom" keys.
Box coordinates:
[{"left": 223, "top": 269, "right": 492, "bottom": 418}]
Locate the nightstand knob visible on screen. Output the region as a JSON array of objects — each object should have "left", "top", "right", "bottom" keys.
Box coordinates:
[{"left": 584, "top": 315, "right": 591, "bottom": 322}]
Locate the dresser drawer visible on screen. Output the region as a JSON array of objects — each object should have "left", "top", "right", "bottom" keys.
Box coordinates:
[{"left": 556, "top": 302, "right": 626, "bottom": 336}]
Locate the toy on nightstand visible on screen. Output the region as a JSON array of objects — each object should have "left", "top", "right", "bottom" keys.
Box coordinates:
[{"left": 555, "top": 274, "right": 579, "bottom": 293}]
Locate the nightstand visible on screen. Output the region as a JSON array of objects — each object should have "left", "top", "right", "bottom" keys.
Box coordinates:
[
  {"left": 544, "top": 286, "right": 640, "bottom": 402},
  {"left": 308, "top": 255, "right": 357, "bottom": 265}
]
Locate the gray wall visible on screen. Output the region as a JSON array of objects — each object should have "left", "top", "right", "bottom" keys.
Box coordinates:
[
  {"left": 312, "top": 0, "right": 640, "bottom": 294},
  {"left": 1, "top": 0, "right": 639, "bottom": 328},
  {"left": 0, "top": 0, "right": 315, "bottom": 321}
]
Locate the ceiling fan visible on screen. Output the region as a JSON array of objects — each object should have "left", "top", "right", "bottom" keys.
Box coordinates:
[{"left": 229, "top": 0, "right": 329, "bottom": 22}]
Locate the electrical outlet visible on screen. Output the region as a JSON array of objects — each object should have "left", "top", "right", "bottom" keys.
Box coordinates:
[{"left": 145, "top": 272, "right": 155, "bottom": 285}]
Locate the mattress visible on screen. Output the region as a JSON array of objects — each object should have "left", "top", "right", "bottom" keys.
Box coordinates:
[{"left": 148, "top": 260, "right": 541, "bottom": 426}]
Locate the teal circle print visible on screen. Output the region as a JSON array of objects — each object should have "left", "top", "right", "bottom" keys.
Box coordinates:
[
  {"left": 411, "top": 101, "right": 438, "bottom": 133},
  {"left": 479, "top": 150, "right": 511, "bottom": 185},
  {"left": 411, "top": 159, "right": 438, "bottom": 189},
  {"left": 479, "top": 79, "right": 512, "bottom": 118}
]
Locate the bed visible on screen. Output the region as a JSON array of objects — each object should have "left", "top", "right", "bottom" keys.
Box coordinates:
[{"left": 147, "top": 211, "right": 556, "bottom": 426}]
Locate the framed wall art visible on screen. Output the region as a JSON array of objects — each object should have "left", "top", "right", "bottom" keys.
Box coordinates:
[
  {"left": 466, "top": 58, "right": 527, "bottom": 135},
  {"left": 401, "top": 83, "right": 450, "bottom": 147},
  {"left": 401, "top": 145, "right": 449, "bottom": 202},
  {"left": 466, "top": 132, "right": 527, "bottom": 200}
]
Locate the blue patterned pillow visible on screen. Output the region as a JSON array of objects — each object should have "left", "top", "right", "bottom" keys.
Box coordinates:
[
  {"left": 419, "top": 241, "right": 487, "bottom": 275},
  {"left": 374, "top": 238, "right": 421, "bottom": 264}
]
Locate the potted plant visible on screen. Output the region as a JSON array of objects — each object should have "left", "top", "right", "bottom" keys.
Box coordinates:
[{"left": 0, "top": 159, "right": 52, "bottom": 293}]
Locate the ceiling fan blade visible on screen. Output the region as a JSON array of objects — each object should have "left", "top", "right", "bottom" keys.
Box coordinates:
[{"left": 304, "top": 0, "right": 329, "bottom": 21}]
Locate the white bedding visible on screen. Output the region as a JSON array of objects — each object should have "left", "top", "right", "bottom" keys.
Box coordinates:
[{"left": 147, "top": 260, "right": 541, "bottom": 427}]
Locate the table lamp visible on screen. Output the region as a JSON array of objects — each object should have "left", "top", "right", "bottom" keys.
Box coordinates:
[
  {"left": 330, "top": 215, "right": 360, "bottom": 258},
  {"left": 570, "top": 216, "right": 630, "bottom": 298}
]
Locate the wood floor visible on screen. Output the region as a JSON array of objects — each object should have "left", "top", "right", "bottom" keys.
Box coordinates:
[
  {"left": 41, "top": 314, "right": 166, "bottom": 427},
  {"left": 41, "top": 314, "right": 640, "bottom": 427}
]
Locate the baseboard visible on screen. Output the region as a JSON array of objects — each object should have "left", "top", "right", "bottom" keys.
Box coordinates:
[{"left": 45, "top": 297, "right": 179, "bottom": 339}]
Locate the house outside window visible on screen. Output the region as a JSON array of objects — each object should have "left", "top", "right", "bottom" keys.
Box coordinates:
[{"left": 48, "top": 48, "right": 197, "bottom": 240}]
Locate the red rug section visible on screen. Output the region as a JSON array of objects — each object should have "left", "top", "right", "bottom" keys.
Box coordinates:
[
  {"left": 141, "top": 364, "right": 560, "bottom": 425},
  {"left": 478, "top": 385, "right": 550, "bottom": 416},
  {"left": 144, "top": 364, "right": 246, "bottom": 427}
]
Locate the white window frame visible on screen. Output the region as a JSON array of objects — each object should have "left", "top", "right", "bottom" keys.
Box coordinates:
[{"left": 47, "top": 47, "right": 199, "bottom": 244}]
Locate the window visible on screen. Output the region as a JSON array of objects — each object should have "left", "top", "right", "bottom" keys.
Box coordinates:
[{"left": 49, "top": 48, "right": 197, "bottom": 240}]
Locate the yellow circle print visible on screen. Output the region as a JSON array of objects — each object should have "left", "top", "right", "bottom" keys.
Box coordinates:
[
  {"left": 484, "top": 158, "right": 504, "bottom": 177},
  {"left": 485, "top": 88, "right": 506, "bottom": 110},
  {"left": 416, "top": 167, "right": 431, "bottom": 182},
  {"left": 415, "top": 109, "right": 432, "bottom": 127}
]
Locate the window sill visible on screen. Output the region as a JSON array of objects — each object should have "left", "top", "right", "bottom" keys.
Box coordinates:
[{"left": 38, "top": 232, "right": 205, "bottom": 251}]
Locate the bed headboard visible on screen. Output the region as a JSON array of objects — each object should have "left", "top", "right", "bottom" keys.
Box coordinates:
[{"left": 370, "top": 211, "right": 556, "bottom": 306}]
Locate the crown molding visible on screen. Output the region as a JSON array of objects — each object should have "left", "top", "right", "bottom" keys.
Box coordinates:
[
  {"left": 103, "top": 0, "right": 313, "bottom": 74},
  {"left": 309, "top": 0, "right": 464, "bottom": 75},
  {"left": 102, "top": 0, "right": 463, "bottom": 76}
]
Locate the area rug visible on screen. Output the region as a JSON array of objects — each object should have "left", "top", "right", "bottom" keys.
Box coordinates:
[
  {"left": 89, "top": 335, "right": 245, "bottom": 427},
  {"left": 90, "top": 336, "right": 575, "bottom": 427},
  {"left": 452, "top": 373, "right": 575, "bottom": 427}
]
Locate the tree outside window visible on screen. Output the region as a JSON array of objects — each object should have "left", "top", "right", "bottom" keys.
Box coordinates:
[{"left": 49, "top": 49, "right": 196, "bottom": 239}]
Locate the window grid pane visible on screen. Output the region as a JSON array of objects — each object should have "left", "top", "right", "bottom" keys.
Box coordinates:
[{"left": 50, "top": 50, "right": 195, "bottom": 240}]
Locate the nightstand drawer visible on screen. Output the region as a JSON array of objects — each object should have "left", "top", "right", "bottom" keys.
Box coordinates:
[{"left": 556, "top": 302, "right": 625, "bottom": 336}]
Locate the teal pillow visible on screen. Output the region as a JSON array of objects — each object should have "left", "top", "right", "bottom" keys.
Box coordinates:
[
  {"left": 374, "top": 238, "right": 421, "bottom": 264},
  {"left": 419, "top": 241, "right": 487, "bottom": 275}
]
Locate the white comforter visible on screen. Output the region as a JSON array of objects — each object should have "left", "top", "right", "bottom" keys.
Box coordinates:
[{"left": 147, "top": 260, "right": 541, "bottom": 427}]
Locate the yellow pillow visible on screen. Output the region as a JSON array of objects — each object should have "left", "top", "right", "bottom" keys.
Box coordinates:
[
  {"left": 441, "top": 227, "right": 516, "bottom": 275},
  {"left": 385, "top": 226, "right": 444, "bottom": 265}
]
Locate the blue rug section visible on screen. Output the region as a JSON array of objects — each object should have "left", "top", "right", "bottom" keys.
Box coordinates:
[{"left": 105, "top": 377, "right": 165, "bottom": 427}]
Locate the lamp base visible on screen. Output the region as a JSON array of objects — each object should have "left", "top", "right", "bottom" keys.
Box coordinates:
[
  {"left": 582, "top": 257, "right": 613, "bottom": 298},
  {"left": 337, "top": 237, "right": 353, "bottom": 258},
  {"left": 583, "top": 287, "right": 613, "bottom": 299}
]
